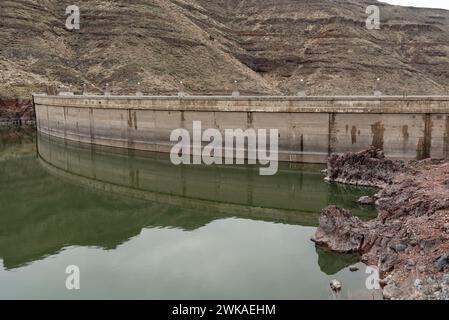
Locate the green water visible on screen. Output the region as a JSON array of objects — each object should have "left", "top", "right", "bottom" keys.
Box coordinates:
[{"left": 0, "top": 128, "right": 381, "bottom": 299}]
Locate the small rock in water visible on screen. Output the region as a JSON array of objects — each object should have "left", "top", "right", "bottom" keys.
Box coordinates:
[
  {"left": 357, "top": 196, "right": 374, "bottom": 205},
  {"left": 330, "top": 279, "right": 342, "bottom": 292},
  {"left": 349, "top": 265, "right": 359, "bottom": 272}
]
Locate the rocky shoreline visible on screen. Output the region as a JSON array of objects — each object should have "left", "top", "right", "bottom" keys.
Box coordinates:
[{"left": 314, "top": 148, "right": 449, "bottom": 300}]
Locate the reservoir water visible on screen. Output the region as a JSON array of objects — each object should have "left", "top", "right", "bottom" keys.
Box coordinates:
[{"left": 0, "top": 128, "right": 381, "bottom": 299}]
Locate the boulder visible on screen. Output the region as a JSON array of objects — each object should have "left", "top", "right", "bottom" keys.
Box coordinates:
[
  {"left": 357, "top": 196, "right": 374, "bottom": 205},
  {"left": 349, "top": 265, "right": 359, "bottom": 272},
  {"left": 312, "top": 206, "right": 369, "bottom": 253},
  {"left": 326, "top": 147, "right": 404, "bottom": 188},
  {"left": 434, "top": 254, "right": 449, "bottom": 272},
  {"left": 330, "top": 279, "right": 342, "bottom": 292}
]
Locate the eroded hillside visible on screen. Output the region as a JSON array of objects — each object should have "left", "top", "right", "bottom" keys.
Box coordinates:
[{"left": 1, "top": 0, "right": 449, "bottom": 97}]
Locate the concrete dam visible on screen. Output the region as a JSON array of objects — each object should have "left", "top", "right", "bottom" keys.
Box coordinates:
[{"left": 33, "top": 95, "right": 449, "bottom": 163}]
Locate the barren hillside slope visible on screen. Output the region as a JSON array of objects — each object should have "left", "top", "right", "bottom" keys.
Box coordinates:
[{"left": 1, "top": 0, "right": 449, "bottom": 98}]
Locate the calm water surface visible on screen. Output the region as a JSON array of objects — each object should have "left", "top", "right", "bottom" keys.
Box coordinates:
[{"left": 0, "top": 128, "right": 381, "bottom": 299}]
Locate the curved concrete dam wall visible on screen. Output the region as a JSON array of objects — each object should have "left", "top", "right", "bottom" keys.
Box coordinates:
[{"left": 33, "top": 95, "right": 449, "bottom": 163}]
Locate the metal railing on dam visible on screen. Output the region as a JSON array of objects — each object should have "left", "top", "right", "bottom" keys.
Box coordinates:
[{"left": 33, "top": 94, "right": 449, "bottom": 163}]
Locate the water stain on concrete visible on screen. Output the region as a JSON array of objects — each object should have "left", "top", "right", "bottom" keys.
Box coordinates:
[
  {"left": 402, "top": 125, "right": 409, "bottom": 151},
  {"left": 125, "top": 110, "right": 138, "bottom": 130},
  {"left": 417, "top": 115, "right": 432, "bottom": 159},
  {"left": 423, "top": 114, "right": 432, "bottom": 159},
  {"left": 351, "top": 126, "right": 357, "bottom": 144},
  {"left": 417, "top": 137, "right": 425, "bottom": 160},
  {"left": 247, "top": 112, "right": 253, "bottom": 128},
  {"left": 444, "top": 116, "right": 449, "bottom": 159},
  {"left": 180, "top": 110, "right": 185, "bottom": 128},
  {"left": 89, "top": 108, "right": 94, "bottom": 143},
  {"left": 328, "top": 113, "right": 337, "bottom": 155},
  {"left": 371, "top": 121, "right": 385, "bottom": 150},
  {"left": 402, "top": 125, "right": 409, "bottom": 140},
  {"left": 127, "top": 109, "right": 133, "bottom": 128}
]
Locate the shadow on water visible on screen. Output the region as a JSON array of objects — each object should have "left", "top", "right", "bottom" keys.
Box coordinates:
[{"left": 0, "top": 131, "right": 378, "bottom": 276}]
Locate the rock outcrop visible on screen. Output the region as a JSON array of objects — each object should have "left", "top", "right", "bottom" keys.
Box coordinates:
[
  {"left": 316, "top": 151, "right": 449, "bottom": 299},
  {"left": 0, "top": 99, "right": 34, "bottom": 123},
  {"left": 312, "top": 206, "right": 369, "bottom": 253},
  {"left": 357, "top": 196, "right": 375, "bottom": 205},
  {"left": 325, "top": 147, "right": 404, "bottom": 188}
]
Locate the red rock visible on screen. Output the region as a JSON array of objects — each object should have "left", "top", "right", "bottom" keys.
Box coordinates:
[
  {"left": 315, "top": 150, "right": 449, "bottom": 299},
  {"left": 0, "top": 99, "right": 34, "bottom": 123}
]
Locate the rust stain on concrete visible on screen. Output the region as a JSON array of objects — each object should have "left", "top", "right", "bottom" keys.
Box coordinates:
[
  {"left": 247, "top": 112, "right": 253, "bottom": 128},
  {"left": 417, "top": 115, "right": 432, "bottom": 159},
  {"left": 328, "top": 113, "right": 337, "bottom": 155},
  {"left": 351, "top": 126, "right": 357, "bottom": 144},
  {"left": 89, "top": 108, "right": 94, "bottom": 143},
  {"left": 402, "top": 125, "right": 409, "bottom": 152},
  {"left": 444, "top": 116, "right": 449, "bottom": 159},
  {"left": 127, "top": 109, "right": 133, "bottom": 128},
  {"left": 371, "top": 121, "right": 385, "bottom": 150},
  {"left": 417, "top": 137, "right": 425, "bottom": 160},
  {"left": 423, "top": 114, "right": 432, "bottom": 159},
  {"left": 402, "top": 125, "right": 409, "bottom": 140}
]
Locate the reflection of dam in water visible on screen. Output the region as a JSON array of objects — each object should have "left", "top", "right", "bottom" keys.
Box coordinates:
[
  {"left": 37, "top": 133, "right": 376, "bottom": 226},
  {"left": 0, "top": 133, "right": 376, "bottom": 270},
  {"left": 1, "top": 131, "right": 382, "bottom": 299}
]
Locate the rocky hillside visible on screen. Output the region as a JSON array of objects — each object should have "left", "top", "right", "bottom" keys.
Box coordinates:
[{"left": 1, "top": 0, "right": 449, "bottom": 98}]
